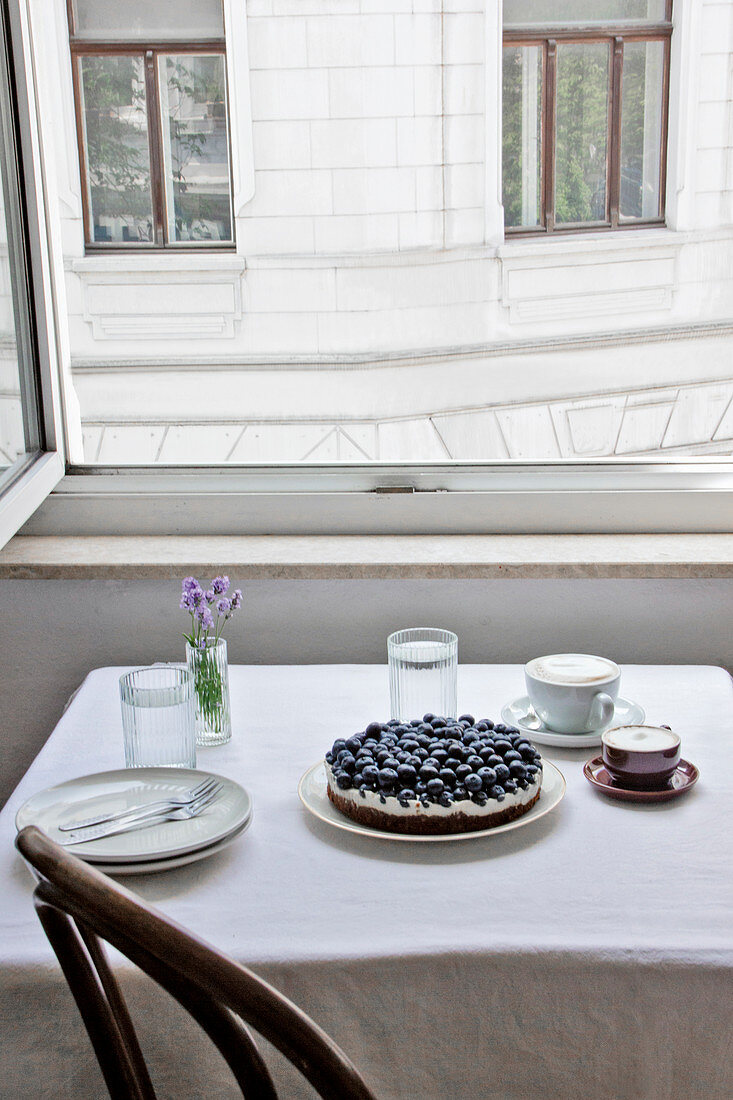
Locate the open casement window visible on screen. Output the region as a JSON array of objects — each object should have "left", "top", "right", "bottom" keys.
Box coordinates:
[
  {"left": 0, "top": 0, "right": 65, "bottom": 550},
  {"left": 502, "top": 1, "right": 672, "bottom": 234},
  {"left": 67, "top": 0, "right": 235, "bottom": 249}
]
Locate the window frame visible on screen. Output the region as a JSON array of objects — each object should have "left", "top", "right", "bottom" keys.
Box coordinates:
[
  {"left": 0, "top": 0, "right": 65, "bottom": 550},
  {"left": 67, "top": 4, "right": 235, "bottom": 252},
  {"left": 5, "top": 0, "right": 733, "bottom": 542},
  {"left": 503, "top": 4, "right": 673, "bottom": 236}
]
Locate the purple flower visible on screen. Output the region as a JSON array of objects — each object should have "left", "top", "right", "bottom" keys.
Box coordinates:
[
  {"left": 230, "top": 589, "right": 243, "bottom": 610},
  {"left": 212, "top": 575, "right": 230, "bottom": 595},
  {"left": 216, "top": 598, "right": 231, "bottom": 616},
  {"left": 196, "top": 606, "right": 215, "bottom": 631},
  {"left": 204, "top": 588, "right": 215, "bottom": 604},
  {"left": 180, "top": 578, "right": 204, "bottom": 610}
]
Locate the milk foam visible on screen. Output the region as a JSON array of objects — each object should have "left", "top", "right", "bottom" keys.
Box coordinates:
[
  {"left": 527, "top": 653, "right": 618, "bottom": 685},
  {"left": 603, "top": 725, "right": 679, "bottom": 752}
]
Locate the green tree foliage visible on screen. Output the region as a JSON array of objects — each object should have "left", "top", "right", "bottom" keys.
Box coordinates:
[
  {"left": 554, "top": 43, "right": 609, "bottom": 223},
  {"left": 81, "top": 56, "right": 152, "bottom": 231}
]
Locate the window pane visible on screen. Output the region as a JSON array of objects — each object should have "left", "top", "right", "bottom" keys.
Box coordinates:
[
  {"left": 555, "top": 42, "right": 609, "bottom": 225},
  {"left": 0, "top": 172, "right": 28, "bottom": 475},
  {"left": 504, "top": 1, "right": 667, "bottom": 26},
  {"left": 79, "top": 56, "right": 154, "bottom": 244},
  {"left": 72, "top": 0, "right": 224, "bottom": 41},
  {"left": 620, "top": 40, "right": 665, "bottom": 220},
  {"left": 503, "top": 46, "right": 543, "bottom": 229},
  {"left": 159, "top": 54, "right": 233, "bottom": 243}
]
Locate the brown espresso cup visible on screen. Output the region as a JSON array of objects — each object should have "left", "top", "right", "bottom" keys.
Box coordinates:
[{"left": 601, "top": 725, "right": 681, "bottom": 790}]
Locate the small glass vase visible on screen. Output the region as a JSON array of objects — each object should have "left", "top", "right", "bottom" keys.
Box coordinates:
[{"left": 186, "top": 638, "right": 232, "bottom": 746}]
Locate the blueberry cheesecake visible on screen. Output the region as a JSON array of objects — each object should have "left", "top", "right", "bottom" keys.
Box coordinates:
[{"left": 325, "top": 715, "right": 543, "bottom": 835}]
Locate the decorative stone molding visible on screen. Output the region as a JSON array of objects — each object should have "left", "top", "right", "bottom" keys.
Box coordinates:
[
  {"left": 498, "top": 235, "right": 678, "bottom": 325},
  {"left": 72, "top": 256, "right": 245, "bottom": 341}
]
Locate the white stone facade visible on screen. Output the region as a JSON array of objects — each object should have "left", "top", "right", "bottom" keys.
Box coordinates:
[{"left": 27, "top": 0, "right": 733, "bottom": 461}]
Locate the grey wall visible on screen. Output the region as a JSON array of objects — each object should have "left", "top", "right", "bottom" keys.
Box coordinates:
[{"left": 1, "top": 576, "right": 731, "bottom": 806}]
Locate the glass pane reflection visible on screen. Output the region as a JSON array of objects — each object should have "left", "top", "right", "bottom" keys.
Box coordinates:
[
  {"left": 503, "top": 45, "right": 543, "bottom": 229},
  {"left": 159, "top": 54, "right": 233, "bottom": 243},
  {"left": 555, "top": 41, "right": 610, "bottom": 224}
]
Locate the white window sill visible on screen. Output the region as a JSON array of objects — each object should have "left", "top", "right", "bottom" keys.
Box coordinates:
[
  {"left": 496, "top": 227, "right": 685, "bottom": 261},
  {"left": 69, "top": 254, "right": 246, "bottom": 275},
  {"left": 0, "top": 534, "right": 731, "bottom": 580}
]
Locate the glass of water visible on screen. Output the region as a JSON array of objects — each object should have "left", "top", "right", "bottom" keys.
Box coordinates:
[
  {"left": 388, "top": 628, "right": 458, "bottom": 721},
  {"left": 119, "top": 666, "right": 196, "bottom": 769}
]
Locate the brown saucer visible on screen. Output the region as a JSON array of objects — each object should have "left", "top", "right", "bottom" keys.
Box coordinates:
[{"left": 583, "top": 757, "right": 699, "bottom": 802}]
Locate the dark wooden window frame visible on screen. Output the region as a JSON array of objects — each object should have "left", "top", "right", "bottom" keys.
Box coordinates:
[
  {"left": 67, "top": 6, "right": 235, "bottom": 251},
  {"left": 503, "top": 4, "right": 673, "bottom": 236}
]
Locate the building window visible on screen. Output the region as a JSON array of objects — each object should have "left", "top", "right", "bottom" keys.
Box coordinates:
[
  {"left": 502, "top": 1, "right": 672, "bottom": 234},
  {"left": 67, "top": 0, "right": 234, "bottom": 248}
]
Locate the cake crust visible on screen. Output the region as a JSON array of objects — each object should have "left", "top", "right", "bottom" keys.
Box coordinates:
[{"left": 327, "top": 781, "right": 541, "bottom": 835}]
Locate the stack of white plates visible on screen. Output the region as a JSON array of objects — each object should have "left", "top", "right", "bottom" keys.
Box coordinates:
[{"left": 15, "top": 768, "right": 252, "bottom": 875}]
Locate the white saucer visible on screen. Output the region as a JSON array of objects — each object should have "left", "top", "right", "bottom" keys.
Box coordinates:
[
  {"left": 501, "top": 696, "right": 646, "bottom": 748},
  {"left": 16, "top": 767, "right": 252, "bottom": 864},
  {"left": 298, "top": 760, "right": 565, "bottom": 843}
]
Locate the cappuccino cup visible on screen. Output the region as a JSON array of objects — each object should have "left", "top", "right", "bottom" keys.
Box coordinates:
[
  {"left": 602, "top": 725, "right": 681, "bottom": 790},
  {"left": 524, "top": 653, "right": 620, "bottom": 734}
]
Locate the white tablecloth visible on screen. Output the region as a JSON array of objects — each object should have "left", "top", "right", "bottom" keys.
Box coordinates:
[{"left": 1, "top": 664, "right": 732, "bottom": 1099}]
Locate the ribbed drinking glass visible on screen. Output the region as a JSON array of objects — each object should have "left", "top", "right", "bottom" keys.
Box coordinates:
[
  {"left": 119, "top": 665, "right": 196, "bottom": 768},
  {"left": 388, "top": 628, "right": 458, "bottom": 721}
]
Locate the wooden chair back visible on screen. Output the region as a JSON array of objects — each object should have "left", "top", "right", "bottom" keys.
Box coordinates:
[{"left": 16, "top": 825, "right": 377, "bottom": 1100}]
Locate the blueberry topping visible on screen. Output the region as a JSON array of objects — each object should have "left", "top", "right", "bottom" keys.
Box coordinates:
[
  {"left": 397, "top": 763, "right": 418, "bottom": 785},
  {"left": 361, "top": 765, "right": 379, "bottom": 785},
  {"left": 477, "top": 766, "right": 498, "bottom": 789},
  {"left": 330, "top": 717, "right": 542, "bottom": 812}
]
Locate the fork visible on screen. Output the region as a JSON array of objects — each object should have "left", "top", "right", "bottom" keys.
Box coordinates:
[
  {"left": 58, "top": 783, "right": 223, "bottom": 845},
  {"left": 59, "top": 776, "right": 219, "bottom": 832}
]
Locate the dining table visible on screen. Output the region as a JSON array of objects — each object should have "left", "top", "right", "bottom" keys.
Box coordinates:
[{"left": 1, "top": 662, "right": 732, "bottom": 1100}]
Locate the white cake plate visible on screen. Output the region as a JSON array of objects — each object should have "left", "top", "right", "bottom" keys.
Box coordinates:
[{"left": 298, "top": 760, "right": 565, "bottom": 843}]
